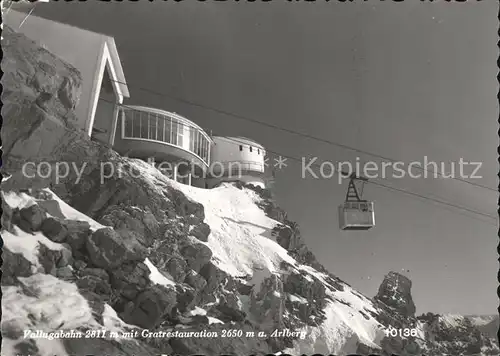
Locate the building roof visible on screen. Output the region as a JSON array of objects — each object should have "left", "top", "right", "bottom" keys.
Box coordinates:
[
  {"left": 104, "top": 37, "right": 129, "bottom": 98},
  {"left": 6, "top": 10, "right": 130, "bottom": 98}
]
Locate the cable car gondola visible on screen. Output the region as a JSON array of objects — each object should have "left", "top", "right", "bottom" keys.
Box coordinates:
[{"left": 338, "top": 172, "right": 375, "bottom": 230}]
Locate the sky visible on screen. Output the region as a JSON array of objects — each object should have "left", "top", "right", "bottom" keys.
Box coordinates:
[{"left": 20, "top": 0, "right": 499, "bottom": 315}]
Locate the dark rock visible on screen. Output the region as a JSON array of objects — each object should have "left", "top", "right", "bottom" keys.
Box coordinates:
[
  {"left": 1, "top": 248, "right": 33, "bottom": 285},
  {"left": 184, "top": 270, "right": 207, "bottom": 291},
  {"left": 190, "top": 222, "right": 211, "bottom": 242},
  {"left": 85, "top": 228, "right": 146, "bottom": 270},
  {"left": 99, "top": 205, "right": 160, "bottom": 248},
  {"left": 236, "top": 281, "right": 253, "bottom": 295},
  {"left": 73, "top": 260, "right": 87, "bottom": 271},
  {"left": 249, "top": 273, "right": 285, "bottom": 331},
  {"left": 214, "top": 303, "right": 247, "bottom": 322},
  {"left": 185, "top": 214, "right": 203, "bottom": 226},
  {"left": 61, "top": 220, "right": 91, "bottom": 251},
  {"left": 40, "top": 217, "right": 68, "bottom": 242},
  {"left": 176, "top": 287, "right": 197, "bottom": 312},
  {"left": 199, "top": 261, "right": 228, "bottom": 294},
  {"left": 284, "top": 271, "right": 326, "bottom": 306},
  {"left": 80, "top": 268, "right": 110, "bottom": 281},
  {"left": 65, "top": 231, "right": 87, "bottom": 252},
  {"left": 164, "top": 257, "right": 188, "bottom": 283},
  {"left": 56, "top": 244, "right": 74, "bottom": 268},
  {"left": 180, "top": 243, "right": 212, "bottom": 273},
  {"left": 18, "top": 204, "right": 47, "bottom": 232},
  {"left": 109, "top": 262, "right": 151, "bottom": 302},
  {"left": 166, "top": 187, "right": 205, "bottom": 220},
  {"left": 65, "top": 220, "right": 91, "bottom": 234},
  {"left": 37, "top": 243, "right": 72, "bottom": 275},
  {"left": 272, "top": 223, "right": 302, "bottom": 251},
  {"left": 36, "top": 199, "right": 66, "bottom": 219},
  {"left": 15, "top": 340, "right": 39, "bottom": 356},
  {"left": 56, "top": 266, "right": 74, "bottom": 280},
  {"left": 121, "top": 285, "right": 177, "bottom": 329},
  {"left": 76, "top": 275, "right": 113, "bottom": 300}
]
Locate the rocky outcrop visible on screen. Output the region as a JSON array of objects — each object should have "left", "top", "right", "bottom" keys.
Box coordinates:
[
  {"left": 85, "top": 228, "right": 146, "bottom": 270},
  {"left": 99, "top": 205, "right": 161, "bottom": 248},
  {"left": 2, "top": 248, "right": 34, "bottom": 285},
  {"left": 249, "top": 273, "right": 286, "bottom": 332},
  {"left": 247, "top": 184, "right": 337, "bottom": 276},
  {"left": 374, "top": 271, "right": 416, "bottom": 318},
  {"left": 121, "top": 285, "right": 177, "bottom": 329},
  {"left": 1, "top": 25, "right": 87, "bottom": 178}
]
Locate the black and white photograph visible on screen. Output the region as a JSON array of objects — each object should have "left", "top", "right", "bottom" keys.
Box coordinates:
[{"left": 1, "top": 1, "right": 498, "bottom": 355}]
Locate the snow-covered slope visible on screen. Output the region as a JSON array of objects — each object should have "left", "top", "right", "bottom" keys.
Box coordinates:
[
  {"left": 2, "top": 159, "right": 498, "bottom": 356},
  {"left": 131, "top": 161, "right": 388, "bottom": 354}
]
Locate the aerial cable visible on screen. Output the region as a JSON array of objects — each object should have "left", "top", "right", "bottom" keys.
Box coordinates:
[
  {"left": 105, "top": 78, "right": 498, "bottom": 193},
  {"left": 97, "top": 99, "right": 498, "bottom": 224}
]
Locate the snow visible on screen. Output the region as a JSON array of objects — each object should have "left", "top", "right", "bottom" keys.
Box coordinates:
[
  {"left": 43, "top": 188, "right": 106, "bottom": 231},
  {"left": 283, "top": 293, "right": 384, "bottom": 355},
  {"left": 2, "top": 189, "right": 106, "bottom": 231},
  {"left": 2, "top": 226, "right": 67, "bottom": 269},
  {"left": 188, "top": 307, "right": 207, "bottom": 316},
  {"left": 288, "top": 294, "right": 308, "bottom": 304},
  {"left": 144, "top": 258, "right": 176, "bottom": 287},
  {"left": 467, "top": 315, "right": 497, "bottom": 326},
  {"left": 123, "top": 160, "right": 296, "bottom": 275},
  {"left": 125, "top": 161, "right": 390, "bottom": 354},
  {"left": 208, "top": 317, "right": 224, "bottom": 325},
  {"left": 327, "top": 287, "right": 384, "bottom": 347},
  {"left": 162, "top": 179, "right": 297, "bottom": 277},
  {"left": 440, "top": 314, "right": 463, "bottom": 328},
  {"left": 1, "top": 160, "right": 432, "bottom": 355},
  {"left": 102, "top": 304, "right": 137, "bottom": 336},
  {"left": 2, "top": 274, "right": 101, "bottom": 356},
  {"left": 2, "top": 190, "right": 36, "bottom": 210},
  {"left": 282, "top": 284, "right": 385, "bottom": 355},
  {"left": 186, "top": 307, "right": 225, "bottom": 324}
]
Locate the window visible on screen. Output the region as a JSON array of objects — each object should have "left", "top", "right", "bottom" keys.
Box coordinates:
[
  {"left": 177, "top": 122, "right": 184, "bottom": 147},
  {"left": 200, "top": 137, "right": 205, "bottom": 160},
  {"left": 196, "top": 132, "right": 203, "bottom": 157},
  {"left": 140, "top": 111, "right": 148, "bottom": 139},
  {"left": 149, "top": 113, "right": 157, "bottom": 140},
  {"left": 258, "top": 149, "right": 260, "bottom": 155},
  {"left": 123, "top": 108, "right": 133, "bottom": 137},
  {"left": 171, "top": 120, "right": 178, "bottom": 145},
  {"left": 163, "top": 116, "right": 171, "bottom": 143},
  {"left": 250, "top": 146, "right": 253, "bottom": 152},
  {"left": 202, "top": 138, "right": 208, "bottom": 161},
  {"left": 189, "top": 127, "right": 196, "bottom": 152},
  {"left": 157, "top": 115, "right": 164, "bottom": 142},
  {"left": 239, "top": 145, "right": 243, "bottom": 151},
  {"left": 193, "top": 132, "right": 199, "bottom": 156}
]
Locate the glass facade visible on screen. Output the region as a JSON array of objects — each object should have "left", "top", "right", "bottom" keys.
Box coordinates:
[{"left": 120, "top": 106, "right": 210, "bottom": 165}]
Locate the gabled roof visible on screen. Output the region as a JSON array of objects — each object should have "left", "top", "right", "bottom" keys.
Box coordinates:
[
  {"left": 104, "top": 37, "right": 129, "bottom": 98},
  {"left": 6, "top": 10, "right": 130, "bottom": 98}
]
